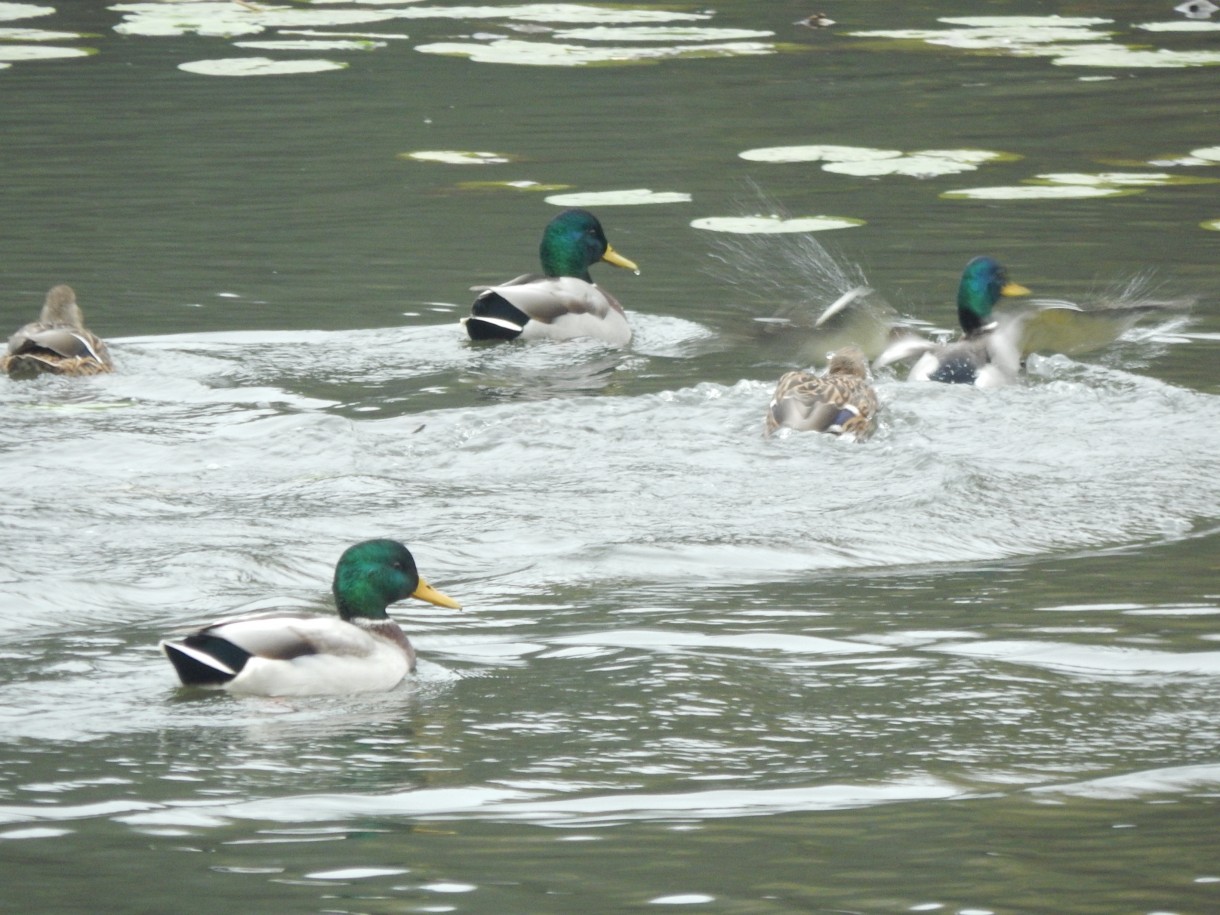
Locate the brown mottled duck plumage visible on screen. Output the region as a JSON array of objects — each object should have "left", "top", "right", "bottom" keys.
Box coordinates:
[
  {"left": 3, "top": 285, "right": 113, "bottom": 379},
  {"left": 765, "top": 346, "right": 879, "bottom": 441}
]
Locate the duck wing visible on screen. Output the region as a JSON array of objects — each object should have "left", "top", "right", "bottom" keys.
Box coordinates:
[
  {"left": 4, "top": 323, "right": 112, "bottom": 378},
  {"left": 1010, "top": 295, "right": 1192, "bottom": 357},
  {"left": 191, "top": 612, "right": 377, "bottom": 659},
  {"left": 874, "top": 334, "right": 938, "bottom": 370}
]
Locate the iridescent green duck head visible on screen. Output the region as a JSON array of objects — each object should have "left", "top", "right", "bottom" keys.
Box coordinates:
[
  {"left": 957, "top": 256, "right": 1030, "bottom": 335},
  {"left": 539, "top": 208, "right": 639, "bottom": 282},
  {"left": 331, "top": 539, "right": 461, "bottom": 622}
]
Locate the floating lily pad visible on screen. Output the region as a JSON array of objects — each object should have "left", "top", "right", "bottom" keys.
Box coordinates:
[
  {"left": 1033, "top": 171, "right": 1220, "bottom": 187},
  {"left": 1135, "top": 20, "right": 1220, "bottom": 32},
  {"left": 941, "top": 185, "right": 1140, "bottom": 200},
  {"left": 845, "top": 16, "right": 1220, "bottom": 68},
  {"left": 850, "top": 20, "right": 1113, "bottom": 53},
  {"left": 0, "top": 27, "right": 84, "bottom": 40},
  {"left": 939, "top": 16, "right": 1113, "bottom": 27},
  {"left": 1192, "top": 147, "right": 1220, "bottom": 162},
  {"left": 0, "top": 44, "right": 90, "bottom": 61},
  {"left": 414, "top": 38, "right": 776, "bottom": 66},
  {"left": 739, "top": 144, "right": 902, "bottom": 164},
  {"left": 278, "top": 29, "right": 411, "bottom": 40},
  {"left": 233, "top": 39, "right": 385, "bottom": 51},
  {"left": 112, "top": 2, "right": 399, "bottom": 38},
  {"left": 177, "top": 56, "right": 347, "bottom": 76},
  {"left": 1052, "top": 46, "right": 1220, "bottom": 67},
  {"left": 823, "top": 155, "right": 976, "bottom": 178},
  {"left": 742, "top": 145, "right": 1018, "bottom": 179},
  {"left": 922, "top": 148, "right": 1020, "bottom": 164},
  {"left": 1145, "top": 154, "right": 1216, "bottom": 166},
  {"left": 456, "top": 180, "right": 573, "bottom": 192},
  {"left": 1202, "top": 219, "right": 1220, "bottom": 231},
  {"left": 0, "top": 4, "right": 53, "bottom": 23},
  {"left": 552, "top": 26, "right": 773, "bottom": 42},
  {"left": 401, "top": 150, "right": 514, "bottom": 165},
  {"left": 824, "top": 149, "right": 1018, "bottom": 178},
  {"left": 690, "top": 215, "right": 865, "bottom": 234},
  {"left": 396, "top": 6, "right": 709, "bottom": 25},
  {"left": 545, "top": 189, "right": 691, "bottom": 206}
]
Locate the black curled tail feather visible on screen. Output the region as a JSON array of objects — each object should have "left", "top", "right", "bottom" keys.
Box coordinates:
[
  {"left": 162, "top": 633, "right": 252, "bottom": 687},
  {"left": 464, "top": 292, "right": 528, "bottom": 341}
]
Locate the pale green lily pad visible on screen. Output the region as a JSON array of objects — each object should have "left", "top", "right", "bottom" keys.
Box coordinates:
[
  {"left": 278, "top": 30, "right": 411, "bottom": 40},
  {"left": 0, "top": 27, "right": 84, "bottom": 40},
  {"left": 824, "top": 149, "right": 1018, "bottom": 178},
  {"left": 1192, "top": 147, "right": 1220, "bottom": 162},
  {"left": 545, "top": 189, "right": 691, "bottom": 206},
  {"left": 1136, "top": 20, "right": 1220, "bottom": 32},
  {"left": 0, "top": 4, "right": 53, "bottom": 22},
  {"left": 1052, "top": 46, "right": 1220, "bottom": 67},
  {"left": 177, "top": 56, "right": 347, "bottom": 76},
  {"left": 941, "top": 185, "right": 1139, "bottom": 200},
  {"left": 690, "top": 215, "right": 865, "bottom": 234},
  {"left": 844, "top": 16, "right": 1220, "bottom": 69},
  {"left": 941, "top": 27, "right": 1109, "bottom": 50},
  {"left": 552, "top": 26, "right": 773, "bottom": 42},
  {"left": 918, "top": 148, "right": 1020, "bottom": 164},
  {"left": 112, "top": 2, "right": 399, "bottom": 38},
  {"left": 1202, "top": 219, "right": 1220, "bottom": 231},
  {"left": 0, "top": 44, "right": 89, "bottom": 61},
  {"left": 940, "top": 16, "right": 1112, "bottom": 27},
  {"left": 234, "top": 40, "right": 385, "bottom": 51},
  {"left": 739, "top": 144, "right": 902, "bottom": 164},
  {"left": 393, "top": 6, "right": 708, "bottom": 25},
  {"left": 457, "top": 180, "right": 572, "bottom": 192},
  {"left": 1144, "top": 154, "right": 1216, "bottom": 166},
  {"left": 747, "top": 146, "right": 1018, "bottom": 178},
  {"left": 401, "top": 150, "right": 514, "bottom": 165},
  {"left": 823, "top": 156, "right": 976, "bottom": 178},
  {"left": 415, "top": 38, "right": 776, "bottom": 66},
  {"left": 1034, "top": 171, "right": 1220, "bottom": 187},
  {"left": 850, "top": 22, "right": 1112, "bottom": 52}
]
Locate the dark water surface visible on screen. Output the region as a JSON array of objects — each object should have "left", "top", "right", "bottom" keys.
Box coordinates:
[{"left": 2, "top": 2, "right": 1219, "bottom": 913}]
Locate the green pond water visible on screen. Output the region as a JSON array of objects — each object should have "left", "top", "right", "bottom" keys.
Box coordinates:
[{"left": 2, "top": 2, "right": 1219, "bottom": 913}]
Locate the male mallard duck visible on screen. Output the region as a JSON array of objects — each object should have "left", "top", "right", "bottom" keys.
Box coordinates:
[
  {"left": 3, "top": 284, "right": 113, "bottom": 380},
  {"left": 903, "top": 257, "right": 1030, "bottom": 387},
  {"left": 161, "top": 539, "right": 461, "bottom": 697},
  {"left": 817, "top": 255, "right": 1191, "bottom": 385},
  {"left": 765, "top": 345, "right": 879, "bottom": 440},
  {"left": 462, "top": 208, "right": 639, "bottom": 345}
]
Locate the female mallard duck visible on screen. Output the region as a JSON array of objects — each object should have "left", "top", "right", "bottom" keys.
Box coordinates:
[
  {"left": 161, "top": 539, "right": 461, "bottom": 697},
  {"left": 765, "top": 345, "right": 879, "bottom": 440},
  {"left": 462, "top": 208, "right": 639, "bottom": 345},
  {"left": 899, "top": 256, "right": 1030, "bottom": 387},
  {"left": 3, "top": 284, "right": 113, "bottom": 379}
]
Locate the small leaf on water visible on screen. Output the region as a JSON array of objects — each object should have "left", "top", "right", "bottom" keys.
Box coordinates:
[
  {"left": 544, "top": 189, "right": 692, "bottom": 206},
  {"left": 690, "top": 215, "right": 865, "bottom": 234},
  {"left": 178, "top": 57, "right": 348, "bottom": 77},
  {"left": 401, "top": 150, "right": 514, "bottom": 165}
]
